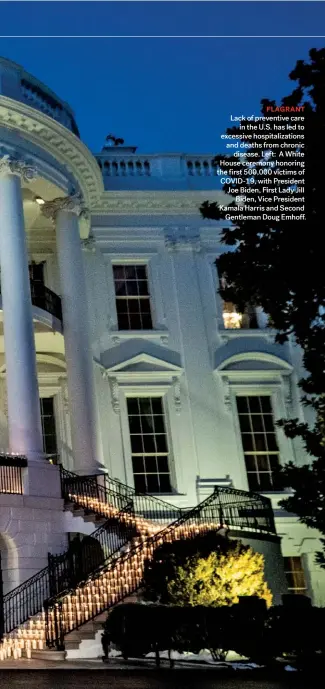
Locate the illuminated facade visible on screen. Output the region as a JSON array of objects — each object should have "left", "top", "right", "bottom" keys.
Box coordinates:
[{"left": 0, "top": 57, "right": 324, "bottom": 660}]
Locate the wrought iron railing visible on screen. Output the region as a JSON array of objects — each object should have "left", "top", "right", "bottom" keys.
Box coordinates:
[
  {"left": 0, "top": 454, "right": 27, "bottom": 495},
  {"left": 29, "top": 282, "right": 62, "bottom": 322},
  {"left": 60, "top": 467, "right": 133, "bottom": 520},
  {"left": 1, "top": 501, "right": 136, "bottom": 638},
  {"left": 44, "top": 487, "right": 241, "bottom": 649},
  {"left": 103, "top": 474, "right": 183, "bottom": 523},
  {"left": 0, "top": 281, "right": 62, "bottom": 323}
]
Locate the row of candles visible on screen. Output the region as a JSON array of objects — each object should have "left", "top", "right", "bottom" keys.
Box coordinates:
[{"left": 1, "top": 485, "right": 220, "bottom": 661}]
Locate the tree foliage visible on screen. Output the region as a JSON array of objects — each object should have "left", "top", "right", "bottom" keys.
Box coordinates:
[
  {"left": 141, "top": 532, "right": 272, "bottom": 608},
  {"left": 200, "top": 48, "right": 325, "bottom": 562}
]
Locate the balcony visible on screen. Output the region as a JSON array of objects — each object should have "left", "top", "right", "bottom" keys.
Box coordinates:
[
  {"left": 0, "top": 281, "right": 62, "bottom": 326},
  {"left": 96, "top": 147, "right": 221, "bottom": 191},
  {"left": 0, "top": 454, "right": 27, "bottom": 495},
  {"left": 0, "top": 58, "right": 79, "bottom": 137}
]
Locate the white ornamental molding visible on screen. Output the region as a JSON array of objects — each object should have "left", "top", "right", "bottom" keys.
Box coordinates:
[
  {"left": 0, "top": 98, "right": 103, "bottom": 209},
  {"left": 81, "top": 235, "right": 96, "bottom": 253},
  {"left": 283, "top": 376, "right": 293, "bottom": 414},
  {"left": 92, "top": 192, "right": 208, "bottom": 216},
  {"left": 164, "top": 229, "right": 201, "bottom": 253},
  {"left": 109, "top": 377, "right": 120, "bottom": 414},
  {"left": 41, "top": 191, "right": 88, "bottom": 222},
  {"left": 0, "top": 153, "right": 36, "bottom": 182},
  {"left": 58, "top": 377, "right": 70, "bottom": 414},
  {"left": 172, "top": 376, "right": 182, "bottom": 415},
  {"left": 222, "top": 376, "right": 232, "bottom": 412}
]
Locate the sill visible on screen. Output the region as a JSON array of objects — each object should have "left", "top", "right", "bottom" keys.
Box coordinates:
[
  {"left": 220, "top": 328, "right": 277, "bottom": 341},
  {"left": 110, "top": 330, "right": 169, "bottom": 344}
]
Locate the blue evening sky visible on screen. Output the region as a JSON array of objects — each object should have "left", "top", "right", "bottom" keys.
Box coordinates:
[{"left": 0, "top": 1, "right": 324, "bottom": 153}]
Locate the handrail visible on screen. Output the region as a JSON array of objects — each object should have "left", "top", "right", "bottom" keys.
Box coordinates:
[
  {"left": 60, "top": 467, "right": 133, "bottom": 519},
  {"left": 44, "top": 488, "right": 228, "bottom": 648},
  {"left": 1, "top": 500, "right": 136, "bottom": 638}
]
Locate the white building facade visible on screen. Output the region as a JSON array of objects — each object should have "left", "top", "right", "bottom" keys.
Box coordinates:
[{"left": 0, "top": 57, "right": 324, "bottom": 658}]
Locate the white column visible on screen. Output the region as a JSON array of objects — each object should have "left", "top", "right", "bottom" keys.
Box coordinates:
[
  {"left": 42, "top": 193, "right": 102, "bottom": 475},
  {"left": 0, "top": 156, "right": 43, "bottom": 460}
]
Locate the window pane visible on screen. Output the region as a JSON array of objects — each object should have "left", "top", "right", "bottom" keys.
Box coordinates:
[
  {"left": 236, "top": 397, "right": 249, "bottom": 413},
  {"left": 151, "top": 398, "right": 163, "bottom": 415},
  {"left": 132, "top": 456, "right": 144, "bottom": 473},
  {"left": 144, "top": 456, "right": 157, "bottom": 473},
  {"left": 136, "top": 266, "right": 147, "bottom": 280},
  {"left": 134, "top": 474, "right": 147, "bottom": 493},
  {"left": 157, "top": 456, "right": 169, "bottom": 472},
  {"left": 153, "top": 415, "right": 165, "bottom": 433},
  {"left": 130, "top": 435, "right": 143, "bottom": 453},
  {"left": 260, "top": 397, "right": 272, "bottom": 413},
  {"left": 238, "top": 415, "right": 251, "bottom": 432},
  {"left": 242, "top": 434, "right": 254, "bottom": 451},
  {"left": 127, "top": 398, "right": 139, "bottom": 415},
  {"left": 159, "top": 474, "right": 172, "bottom": 493},
  {"left": 266, "top": 433, "right": 278, "bottom": 451},
  {"left": 139, "top": 398, "right": 152, "bottom": 415},
  {"left": 251, "top": 415, "right": 264, "bottom": 432},
  {"left": 248, "top": 397, "right": 261, "bottom": 414},
  {"left": 147, "top": 474, "right": 160, "bottom": 493},
  {"left": 254, "top": 434, "right": 267, "bottom": 452},
  {"left": 142, "top": 435, "right": 156, "bottom": 453},
  {"left": 155, "top": 435, "right": 167, "bottom": 453},
  {"left": 245, "top": 455, "right": 256, "bottom": 472}
]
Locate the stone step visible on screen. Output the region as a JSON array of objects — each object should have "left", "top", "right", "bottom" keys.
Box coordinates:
[{"left": 31, "top": 649, "right": 66, "bottom": 662}]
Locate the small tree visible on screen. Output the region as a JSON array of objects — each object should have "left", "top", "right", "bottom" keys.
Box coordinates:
[{"left": 142, "top": 532, "right": 272, "bottom": 608}]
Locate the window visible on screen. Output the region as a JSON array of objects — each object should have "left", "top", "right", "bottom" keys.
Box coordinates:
[
  {"left": 29, "top": 262, "right": 45, "bottom": 285},
  {"left": 113, "top": 264, "right": 152, "bottom": 330},
  {"left": 40, "top": 397, "right": 58, "bottom": 457},
  {"left": 284, "top": 557, "right": 307, "bottom": 595},
  {"left": 223, "top": 302, "right": 258, "bottom": 330},
  {"left": 236, "top": 396, "right": 280, "bottom": 491},
  {"left": 127, "top": 397, "right": 172, "bottom": 494}
]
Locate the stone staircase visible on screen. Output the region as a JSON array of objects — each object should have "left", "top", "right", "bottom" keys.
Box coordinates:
[{"left": 0, "top": 470, "right": 276, "bottom": 661}]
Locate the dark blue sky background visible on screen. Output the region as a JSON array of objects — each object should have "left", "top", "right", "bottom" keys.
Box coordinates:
[{"left": 0, "top": 1, "right": 324, "bottom": 153}]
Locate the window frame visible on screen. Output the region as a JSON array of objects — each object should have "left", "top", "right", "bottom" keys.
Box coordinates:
[
  {"left": 235, "top": 394, "right": 280, "bottom": 492},
  {"left": 229, "top": 382, "right": 295, "bottom": 493},
  {"left": 112, "top": 263, "right": 153, "bottom": 332},
  {"left": 39, "top": 395, "right": 58, "bottom": 458},
  {"left": 119, "top": 387, "right": 177, "bottom": 495},
  {"left": 283, "top": 556, "right": 308, "bottom": 595}
]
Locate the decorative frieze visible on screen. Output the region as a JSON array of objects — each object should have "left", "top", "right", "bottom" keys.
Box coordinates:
[{"left": 0, "top": 153, "right": 36, "bottom": 182}]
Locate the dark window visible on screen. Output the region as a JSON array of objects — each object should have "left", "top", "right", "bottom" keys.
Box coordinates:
[
  {"left": 127, "top": 397, "right": 172, "bottom": 494},
  {"left": 113, "top": 264, "right": 152, "bottom": 330},
  {"left": 40, "top": 397, "right": 58, "bottom": 457},
  {"left": 29, "top": 262, "right": 45, "bottom": 285},
  {"left": 236, "top": 396, "right": 280, "bottom": 491},
  {"left": 283, "top": 557, "right": 307, "bottom": 595}
]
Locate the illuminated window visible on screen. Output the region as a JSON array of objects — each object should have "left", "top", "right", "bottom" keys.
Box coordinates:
[
  {"left": 127, "top": 397, "right": 172, "bottom": 494},
  {"left": 222, "top": 302, "right": 258, "bottom": 329},
  {"left": 40, "top": 397, "right": 58, "bottom": 457},
  {"left": 113, "top": 264, "right": 152, "bottom": 330},
  {"left": 284, "top": 557, "right": 307, "bottom": 595},
  {"left": 236, "top": 396, "right": 280, "bottom": 491}
]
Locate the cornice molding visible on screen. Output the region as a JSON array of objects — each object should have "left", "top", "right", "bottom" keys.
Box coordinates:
[
  {"left": 0, "top": 96, "right": 104, "bottom": 210},
  {"left": 92, "top": 191, "right": 218, "bottom": 216}
]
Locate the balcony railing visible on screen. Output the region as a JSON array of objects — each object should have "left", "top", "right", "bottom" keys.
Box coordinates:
[
  {"left": 29, "top": 282, "right": 63, "bottom": 323},
  {"left": 0, "top": 280, "right": 63, "bottom": 324},
  {"left": 0, "top": 454, "right": 27, "bottom": 495}
]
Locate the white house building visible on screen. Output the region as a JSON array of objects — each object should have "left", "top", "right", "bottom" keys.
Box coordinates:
[{"left": 0, "top": 56, "right": 324, "bottom": 660}]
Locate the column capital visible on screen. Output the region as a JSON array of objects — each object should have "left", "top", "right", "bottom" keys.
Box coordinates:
[
  {"left": 0, "top": 153, "right": 36, "bottom": 183},
  {"left": 41, "top": 191, "right": 89, "bottom": 222}
]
